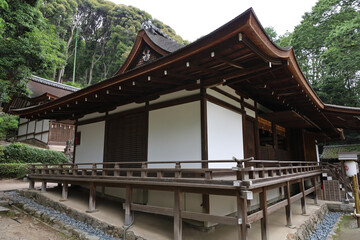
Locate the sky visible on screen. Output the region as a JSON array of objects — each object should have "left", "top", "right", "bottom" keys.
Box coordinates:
[{"left": 109, "top": 0, "right": 318, "bottom": 42}]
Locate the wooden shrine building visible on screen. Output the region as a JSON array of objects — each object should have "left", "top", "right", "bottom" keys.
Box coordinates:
[
  {"left": 7, "top": 8, "right": 360, "bottom": 240},
  {"left": 4, "top": 75, "right": 78, "bottom": 150}
]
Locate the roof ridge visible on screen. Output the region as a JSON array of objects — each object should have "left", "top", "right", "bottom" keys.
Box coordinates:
[{"left": 29, "top": 75, "right": 79, "bottom": 92}]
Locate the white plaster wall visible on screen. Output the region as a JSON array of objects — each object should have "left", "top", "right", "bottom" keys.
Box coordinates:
[
  {"left": 75, "top": 121, "right": 105, "bottom": 167},
  {"left": 147, "top": 190, "right": 202, "bottom": 212},
  {"left": 147, "top": 101, "right": 202, "bottom": 212},
  {"left": 35, "top": 120, "right": 43, "bottom": 133},
  {"left": 18, "top": 124, "right": 27, "bottom": 136},
  {"left": 26, "top": 134, "right": 34, "bottom": 139},
  {"left": 35, "top": 133, "right": 41, "bottom": 141},
  {"left": 18, "top": 136, "right": 26, "bottom": 141},
  {"left": 19, "top": 118, "right": 27, "bottom": 124},
  {"left": 209, "top": 195, "right": 236, "bottom": 216},
  {"left": 27, "top": 121, "right": 35, "bottom": 133},
  {"left": 207, "top": 102, "right": 244, "bottom": 168},
  {"left": 149, "top": 90, "right": 200, "bottom": 105},
  {"left": 207, "top": 89, "right": 240, "bottom": 107},
  {"left": 43, "top": 120, "right": 50, "bottom": 131},
  {"left": 108, "top": 103, "right": 145, "bottom": 115},
  {"left": 245, "top": 107, "right": 256, "bottom": 118},
  {"left": 41, "top": 133, "right": 49, "bottom": 143},
  {"left": 244, "top": 98, "right": 255, "bottom": 106},
  {"left": 147, "top": 101, "right": 201, "bottom": 169}
]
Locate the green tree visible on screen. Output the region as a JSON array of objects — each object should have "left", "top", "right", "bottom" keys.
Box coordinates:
[
  {"left": 282, "top": 0, "right": 360, "bottom": 107},
  {"left": 0, "top": 0, "right": 65, "bottom": 103}
]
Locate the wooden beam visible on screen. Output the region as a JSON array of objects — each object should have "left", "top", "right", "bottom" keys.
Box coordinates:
[
  {"left": 125, "top": 184, "right": 133, "bottom": 226},
  {"left": 174, "top": 188, "right": 183, "bottom": 240},
  {"left": 215, "top": 55, "right": 244, "bottom": 69},
  {"left": 284, "top": 181, "right": 292, "bottom": 227},
  {"left": 260, "top": 188, "right": 269, "bottom": 240}
]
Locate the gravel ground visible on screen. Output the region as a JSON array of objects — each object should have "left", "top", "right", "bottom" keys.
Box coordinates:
[
  {"left": 7, "top": 191, "right": 121, "bottom": 240},
  {"left": 307, "top": 212, "right": 343, "bottom": 240}
]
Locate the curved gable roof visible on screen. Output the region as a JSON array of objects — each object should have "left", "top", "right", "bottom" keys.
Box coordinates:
[{"left": 8, "top": 8, "right": 360, "bottom": 139}]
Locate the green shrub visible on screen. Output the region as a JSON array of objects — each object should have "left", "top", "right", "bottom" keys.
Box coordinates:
[
  {"left": 0, "top": 113, "right": 19, "bottom": 141},
  {"left": 0, "top": 163, "right": 29, "bottom": 178},
  {"left": 0, "top": 143, "right": 68, "bottom": 164}
]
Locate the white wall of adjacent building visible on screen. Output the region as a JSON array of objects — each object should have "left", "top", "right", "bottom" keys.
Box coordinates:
[{"left": 75, "top": 121, "right": 105, "bottom": 167}]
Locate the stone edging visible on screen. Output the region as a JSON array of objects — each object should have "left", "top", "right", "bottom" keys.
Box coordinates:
[
  {"left": 14, "top": 190, "right": 145, "bottom": 240},
  {"left": 286, "top": 203, "right": 354, "bottom": 240}
]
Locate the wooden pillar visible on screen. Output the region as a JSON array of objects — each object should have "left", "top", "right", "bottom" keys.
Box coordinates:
[
  {"left": 41, "top": 181, "right": 47, "bottom": 192},
  {"left": 124, "top": 185, "right": 133, "bottom": 226},
  {"left": 300, "top": 178, "right": 307, "bottom": 215},
  {"left": 174, "top": 188, "right": 183, "bottom": 240},
  {"left": 237, "top": 190, "right": 248, "bottom": 240},
  {"left": 284, "top": 181, "right": 292, "bottom": 227},
  {"left": 60, "top": 182, "right": 68, "bottom": 201},
  {"left": 29, "top": 180, "right": 35, "bottom": 190},
  {"left": 260, "top": 188, "right": 268, "bottom": 240},
  {"left": 312, "top": 177, "right": 318, "bottom": 205},
  {"left": 86, "top": 182, "right": 97, "bottom": 213}
]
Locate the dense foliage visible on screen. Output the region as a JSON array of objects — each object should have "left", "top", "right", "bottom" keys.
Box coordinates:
[
  {"left": 275, "top": 0, "right": 360, "bottom": 107},
  {"left": 0, "top": 113, "right": 18, "bottom": 141},
  {"left": 0, "top": 163, "right": 29, "bottom": 178},
  {"left": 0, "top": 142, "right": 68, "bottom": 178},
  {"left": 0, "top": 143, "right": 68, "bottom": 164},
  {"left": 0, "top": 0, "right": 187, "bottom": 102}
]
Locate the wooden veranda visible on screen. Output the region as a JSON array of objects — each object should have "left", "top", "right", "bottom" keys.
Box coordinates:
[{"left": 28, "top": 158, "right": 321, "bottom": 240}]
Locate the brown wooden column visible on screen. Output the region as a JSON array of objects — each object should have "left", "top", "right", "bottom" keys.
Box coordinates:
[
  {"left": 174, "top": 188, "right": 183, "bottom": 240},
  {"left": 41, "top": 181, "right": 47, "bottom": 192},
  {"left": 60, "top": 182, "right": 68, "bottom": 201},
  {"left": 29, "top": 180, "right": 34, "bottom": 190},
  {"left": 312, "top": 177, "right": 318, "bottom": 205},
  {"left": 260, "top": 188, "right": 268, "bottom": 240},
  {"left": 237, "top": 190, "right": 248, "bottom": 240},
  {"left": 300, "top": 178, "right": 307, "bottom": 215},
  {"left": 284, "top": 181, "right": 292, "bottom": 227},
  {"left": 200, "top": 87, "right": 210, "bottom": 215},
  {"left": 86, "top": 182, "right": 97, "bottom": 213},
  {"left": 124, "top": 185, "right": 133, "bottom": 226}
]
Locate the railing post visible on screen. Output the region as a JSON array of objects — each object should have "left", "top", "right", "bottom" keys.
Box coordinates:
[
  {"left": 92, "top": 163, "right": 97, "bottom": 176},
  {"left": 141, "top": 162, "right": 147, "bottom": 178},
  {"left": 114, "top": 163, "right": 120, "bottom": 177},
  {"left": 175, "top": 162, "right": 181, "bottom": 178},
  {"left": 73, "top": 164, "right": 78, "bottom": 176}
]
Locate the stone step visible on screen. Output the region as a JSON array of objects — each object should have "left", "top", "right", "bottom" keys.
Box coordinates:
[
  {"left": 0, "top": 200, "right": 9, "bottom": 206},
  {"left": 0, "top": 206, "right": 10, "bottom": 213}
]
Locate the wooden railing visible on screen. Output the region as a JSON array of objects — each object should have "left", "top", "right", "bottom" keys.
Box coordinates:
[{"left": 28, "top": 159, "right": 320, "bottom": 188}]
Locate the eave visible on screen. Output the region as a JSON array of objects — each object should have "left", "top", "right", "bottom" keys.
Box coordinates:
[{"left": 9, "top": 8, "right": 360, "bottom": 140}]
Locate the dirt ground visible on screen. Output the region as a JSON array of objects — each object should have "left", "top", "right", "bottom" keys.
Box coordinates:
[
  {"left": 0, "top": 179, "right": 57, "bottom": 192},
  {"left": 0, "top": 208, "right": 69, "bottom": 240},
  {"left": 333, "top": 215, "right": 360, "bottom": 240}
]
